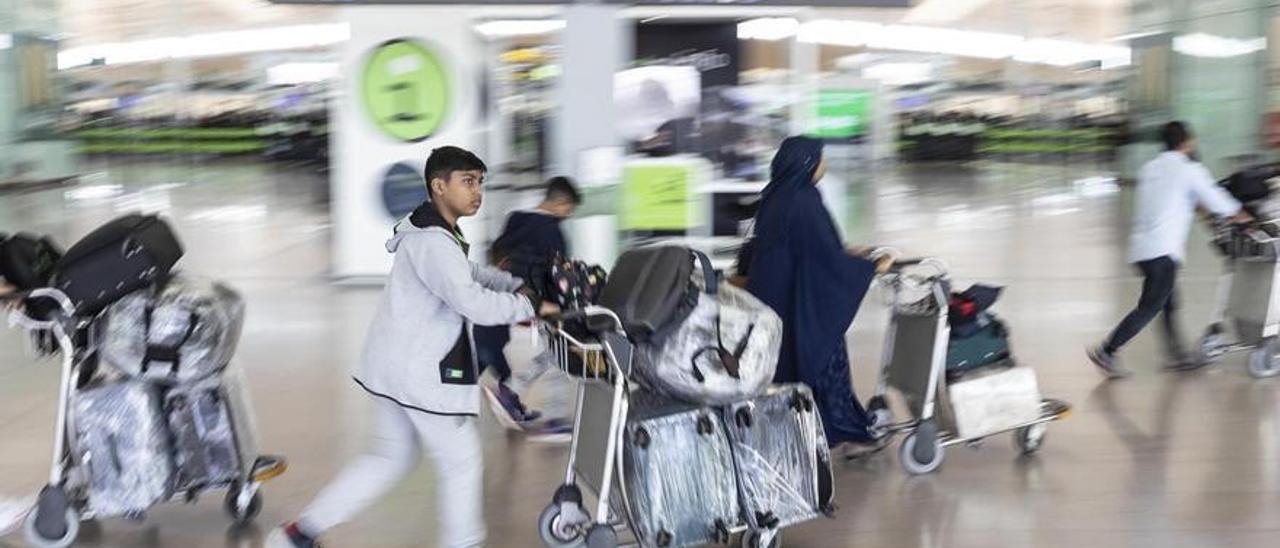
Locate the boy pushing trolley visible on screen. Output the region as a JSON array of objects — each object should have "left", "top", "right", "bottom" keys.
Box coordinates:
[{"left": 270, "top": 147, "right": 560, "bottom": 548}]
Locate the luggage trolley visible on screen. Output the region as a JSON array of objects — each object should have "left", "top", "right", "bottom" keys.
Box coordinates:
[
  {"left": 6, "top": 289, "right": 286, "bottom": 548},
  {"left": 536, "top": 308, "right": 774, "bottom": 548},
  {"left": 1195, "top": 218, "right": 1280, "bottom": 378},
  {"left": 864, "top": 259, "right": 1071, "bottom": 475}
]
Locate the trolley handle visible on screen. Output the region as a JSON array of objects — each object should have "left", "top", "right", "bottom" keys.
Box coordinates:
[{"left": 6, "top": 288, "right": 75, "bottom": 332}]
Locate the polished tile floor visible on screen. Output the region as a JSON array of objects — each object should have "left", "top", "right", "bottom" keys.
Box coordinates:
[{"left": 2, "top": 157, "right": 1278, "bottom": 548}]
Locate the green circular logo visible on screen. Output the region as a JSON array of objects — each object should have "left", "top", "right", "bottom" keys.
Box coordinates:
[{"left": 361, "top": 39, "right": 451, "bottom": 142}]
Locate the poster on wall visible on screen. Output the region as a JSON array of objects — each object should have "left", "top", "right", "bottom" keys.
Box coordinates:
[{"left": 812, "top": 89, "right": 873, "bottom": 143}]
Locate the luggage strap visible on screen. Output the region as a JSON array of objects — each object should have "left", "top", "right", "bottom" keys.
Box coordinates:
[
  {"left": 690, "top": 320, "right": 754, "bottom": 382},
  {"left": 141, "top": 303, "right": 200, "bottom": 376}
]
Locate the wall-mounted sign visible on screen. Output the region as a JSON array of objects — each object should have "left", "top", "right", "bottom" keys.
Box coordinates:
[
  {"left": 813, "top": 89, "right": 872, "bottom": 141},
  {"left": 380, "top": 161, "right": 427, "bottom": 219},
  {"left": 361, "top": 39, "right": 450, "bottom": 142}
]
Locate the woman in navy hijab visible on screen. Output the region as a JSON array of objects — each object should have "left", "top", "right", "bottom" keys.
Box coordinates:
[{"left": 747, "top": 136, "right": 888, "bottom": 454}]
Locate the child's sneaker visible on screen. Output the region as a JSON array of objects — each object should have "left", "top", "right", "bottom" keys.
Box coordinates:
[
  {"left": 529, "top": 418, "right": 573, "bottom": 443},
  {"left": 1087, "top": 345, "right": 1131, "bottom": 379},
  {"left": 267, "top": 523, "right": 321, "bottom": 548},
  {"left": 484, "top": 384, "right": 541, "bottom": 431}
]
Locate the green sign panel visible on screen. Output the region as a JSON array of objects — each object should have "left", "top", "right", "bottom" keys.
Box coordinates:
[
  {"left": 620, "top": 164, "right": 692, "bottom": 231},
  {"left": 361, "top": 39, "right": 451, "bottom": 142},
  {"left": 813, "top": 90, "right": 872, "bottom": 140}
]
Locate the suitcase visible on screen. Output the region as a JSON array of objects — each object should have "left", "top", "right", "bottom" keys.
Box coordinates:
[
  {"left": 73, "top": 381, "right": 175, "bottom": 516},
  {"left": 622, "top": 391, "right": 741, "bottom": 547},
  {"left": 0, "top": 233, "right": 62, "bottom": 290},
  {"left": 722, "top": 384, "right": 834, "bottom": 531},
  {"left": 101, "top": 276, "right": 245, "bottom": 383},
  {"left": 52, "top": 214, "right": 183, "bottom": 316},
  {"left": 946, "top": 315, "right": 1012, "bottom": 378},
  {"left": 597, "top": 246, "right": 712, "bottom": 342},
  {"left": 165, "top": 370, "right": 259, "bottom": 492},
  {"left": 941, "top": 365, "right": 1042, "bottom": 439}
]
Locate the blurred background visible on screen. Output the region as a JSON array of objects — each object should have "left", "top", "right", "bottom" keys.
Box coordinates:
[{"left": 6, "top": 1, "right": 1280, "bottom": 547}]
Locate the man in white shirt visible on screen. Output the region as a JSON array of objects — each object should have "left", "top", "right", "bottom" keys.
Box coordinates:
[{"left": 1089, "top": 121, "right": 1251, "bottom": 378}]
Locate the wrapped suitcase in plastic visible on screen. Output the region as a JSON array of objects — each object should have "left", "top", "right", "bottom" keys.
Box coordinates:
[
  {"left": 101, "top": 276, "right": 245, "bottom": 384},
  {"left": 165, "top": 369, "right": 259, "bottom": 492},
  {"left": 73, "top": 381, "right": 175, "bottom": 517},
  {"left": 622, "top": 391, "right": 741, "bottom": 547},
  {"left": 722, "top": 384, "right": 835, "bottom": 531}
]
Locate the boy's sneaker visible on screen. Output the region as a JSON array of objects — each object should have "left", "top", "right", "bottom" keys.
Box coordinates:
[
  {"left": 1087, "top": 345, "right": 1131, "bottom": 379},
  {"left": 267, "top": 523, "right": 320, "bottom": 548},
  {"left": 484, "top": 384, "right": 541, "bottom": 431},
  {"left": 529, "top": 418, "right": 573, "bottom": 444}
]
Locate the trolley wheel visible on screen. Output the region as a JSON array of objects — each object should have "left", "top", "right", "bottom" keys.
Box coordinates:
[
  {"left": 740, "top": 528, "right": 781, "bottom": 548},
  {"left": 23, "top": 504, "right": 79, "bottom": 548},
  {"left": 538, "top": 503, "right": 586, "bottom": 548},
  {"left": 899, "top": 421, "right": 944, "bottom": 476},
  {"left": 585, "top": 523, "right": 618, "bottom": 548},
  {"left": 1014, "top": 423, "right": 1047, "bottom": 454},
  {"left": 1196, "top": 330, "right": 1228, "bottom": 364},
  {"left": 223, "top": 483, "right": 262, "bottom": 525},
  {"left": 1248, "top": 338, "right": 1280, "bottom": 378}
]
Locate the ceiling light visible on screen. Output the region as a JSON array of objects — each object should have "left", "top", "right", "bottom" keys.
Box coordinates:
[
  {"left": 58, "top": 23, "right": 350, "bottom": 69},
  {"left": 1173, "top": 33, "right": 1265, "bottom": 58},
  {"left": 474, "top": 20, "right": 566, "bottom": 39},
  {"left": 737, "top": 18, "right": 799, "bottom": 41}
]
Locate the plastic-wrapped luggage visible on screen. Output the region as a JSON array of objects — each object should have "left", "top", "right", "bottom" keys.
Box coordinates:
[
  {"left": 165, "top": 370, "right": 259, "bottom": 492},
  {"left": 100, "top": 276, "right": 245, "bottom": 384},
  {"left": 722, "top": 384, "right": 834, "bottom": 531},
  {"left": 622, "top": 391, "right": 741, "bottom": 547},
  {"left": 73, "top": 381, "right": 175, "bottom": 516},
  {"left": 52, "top": 214, "right": 184, "bottom": 316},
  {"left": 634, "top": 279, "right": 781, "bottom": 405},
  {"left": 941, "top": 365, "right": 1041, "bottom": 439}
]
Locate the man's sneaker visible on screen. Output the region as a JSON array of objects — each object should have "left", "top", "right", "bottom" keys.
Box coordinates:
[
  {"left": 1087, "top": 345, "right": 1131, "bottom": 379},
  {"left": 483, "top": 385, "right": 542, "bottom": 431},
  {"left": 529, "top": 418, "right": 573, "bottom": 444},
  {"left": 267, "top": 523, "right": 320, "bottom": 548}
]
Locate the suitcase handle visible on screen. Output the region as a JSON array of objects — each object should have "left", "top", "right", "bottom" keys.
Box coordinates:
[{"left": 141, "top": 305, "right": 200, "bottom": 376}]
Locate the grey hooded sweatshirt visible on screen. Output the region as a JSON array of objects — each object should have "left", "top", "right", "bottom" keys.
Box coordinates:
[{"left": 354, "top": 203, "right": 536, "bottom": 417}]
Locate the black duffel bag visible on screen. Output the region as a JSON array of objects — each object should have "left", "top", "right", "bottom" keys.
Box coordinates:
[
  {"left": 0, "top": 232, "right": 63, "bottom": 290},
  {"left": 51, "top": 214, "right": 184, "bottom": 316}
]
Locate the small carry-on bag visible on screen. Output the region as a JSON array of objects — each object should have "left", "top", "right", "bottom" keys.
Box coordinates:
[
  {"left": 52, "top": 214, "right": 183, "bottom": 316},
  {"left": 100, "top": 276, "right": 245, "bottom": 384},
  {"left": 0, "top": 233, "right": 62, "bottom": 290},
  {"left": 946, "top": 314, "right": 1012, "bottom": 378},
  {"left": 722, "top": 384, "right": 835, "bottom": 531},
  {"left": 73, "top": 381, "right": 176, "bottom": 517},
  {"left": 165, "top": 370, "right": 259, "bottom": 492},
  {"left": 622, "top": 390, "right": 742, "bottom": 547}
]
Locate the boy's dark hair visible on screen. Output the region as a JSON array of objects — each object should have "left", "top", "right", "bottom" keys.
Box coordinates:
[
  {"left": 1161, "top": 121, "right": 1192, "bottom": 151},
  {"left": 545, "top": 176, "right": 582, "bottom": 205},
  {"left": 424, "top": 146, "right": 487, "bottom": 196}
]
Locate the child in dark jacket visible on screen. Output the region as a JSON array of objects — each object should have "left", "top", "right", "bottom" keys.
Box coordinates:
[{"left": 477, "top": 176, "right": 581, "bottom": 440}]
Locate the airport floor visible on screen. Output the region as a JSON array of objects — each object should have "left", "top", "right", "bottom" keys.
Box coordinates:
[{"left": 2, "top": 156, "right": 1279, "bottom": 548}]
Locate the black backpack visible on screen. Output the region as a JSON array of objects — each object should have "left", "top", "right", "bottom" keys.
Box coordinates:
[
  {"left": 52, "top": 214, "right": 184, "bottom": 316},
  {"left": 0, "top": 233, "right": 63, "bottom": 290}
]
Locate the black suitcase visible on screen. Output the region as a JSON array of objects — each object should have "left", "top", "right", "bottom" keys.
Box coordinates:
[
  {"left": 722, "top": 384, "right": 835, "bottom": 532},
  {"left": 52, "top": 214, "right": 183, "bottom": 316},
  {"left": 0, "top": 232, "right": 62, "bottom": 290},
  {"left": 597, "top": 246, "right": 713, "bottom": 342}
]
